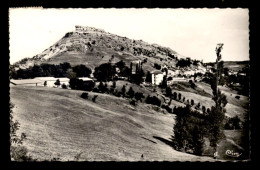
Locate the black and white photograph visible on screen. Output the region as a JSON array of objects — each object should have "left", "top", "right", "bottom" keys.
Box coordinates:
[{"left": 9, "top": 8, "right": 250, "bottom": 161}]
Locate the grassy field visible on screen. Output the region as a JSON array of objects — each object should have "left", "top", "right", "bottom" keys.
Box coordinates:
[{"left": 10, "top": 86, "right": 214, "bottom": 161}]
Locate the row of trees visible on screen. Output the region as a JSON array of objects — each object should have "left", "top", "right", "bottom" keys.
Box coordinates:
[{"left": 10, "top": 62, "right": 91, "bottom": 79}]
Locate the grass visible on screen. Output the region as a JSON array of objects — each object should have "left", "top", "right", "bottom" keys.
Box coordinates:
[{"left": 10, "top": 86, "right": 214, "bottom": 161}]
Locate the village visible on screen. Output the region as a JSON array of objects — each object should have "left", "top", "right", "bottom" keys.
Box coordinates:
[{"left": 10, "top": 60, "right": 214, "bottom": 88}]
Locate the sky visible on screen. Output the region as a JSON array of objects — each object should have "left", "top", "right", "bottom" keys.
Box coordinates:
[{"left": 9, "top": 8, "right": 249, "bottom": 64}]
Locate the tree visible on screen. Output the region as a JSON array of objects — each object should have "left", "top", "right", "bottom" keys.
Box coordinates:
[
  {"left": 166, "top": 87, "right": 172, "bottom": 97},
  {"left": 94, "top": 63, "right": 116, "bottom": 81},
  {"left": 135, "top": 92, "right": 144, "bottom": 102},
  {"left": 207, "top": 43, "right": 227, "bottom": 156},
  {"left": 202, "top": 106, "right": 206, "bottom": 113},
  {"left": 178, "top": 93, "right": 182, "bottom": 101},
  {"left": 196, "top": 102, "right": 201, "bottom": 109},
  {"left": 44, "top": 81, "right": 47, "bottom": 87},
  {"left": 98, "top": 81, "right": 106, "bottom": 93},
  {"left": 54, "top": 79, "right": 61, "bottom": 87},
  {"left": 183, "top": 97, "right": 186, "bottom": 103},
  {"left": 121, "top": 85, "right": 126, "bottom": 97},
  {"left": 62, "top": 83, "right": 67, "bottom": 89},
  {"left": 173, "top": 92, "right": 177, "bottom": 100},
  {"left": 92, "top": 95, "right": 98, "bottom": 102},
  {"left": 191, "top": 99, "right": 194, "bottom": 106},
  {"left": 112, "top": 81, "right": 116, "bottom": 89},
  {"left": 81, "top": 92, "right": 88, "bottom": 99},
  {"left": 127, "top": 87, "right": 135, "bottom": 98},
  {"left": 145, "top": 71, "right": 152, "bottom": 83},
  {"left": 154, "top": 63, "right": 161, "bottom": 70},
  {"left": 72, "top": 65, "right": 92, "bottom": 77}
]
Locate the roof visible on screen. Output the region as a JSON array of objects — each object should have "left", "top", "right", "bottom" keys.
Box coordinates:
[
  {"left": 34, "top": 77, "right": 57, "bottom": 81},
  {"left": 34, "top": 77, "right": 69, "bottom": 81},
  {"left": 10, "top": 79, "right": 42, "bottom": 85},
  {"left": 78, "top": 77, "right": 93, "bottom": 81},
  {"left": 151, "top": 70, "right": 163, "bottom": 74}
]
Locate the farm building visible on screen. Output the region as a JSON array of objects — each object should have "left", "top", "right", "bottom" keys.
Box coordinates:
[
  {"left": 151, "top": 70, "right": 164, "bottom": 85},
  {"left": 34, "top": 77, "right": 70, "bottom": 87},
  {"left": 10, "top": 79, "right": 42, "bottom": 87}
]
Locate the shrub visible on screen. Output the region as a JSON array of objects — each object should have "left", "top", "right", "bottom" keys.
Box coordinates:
[
  {"left": 154, "top": 63, "right": 161, "bottom": 70},
  {"left": 224, "top": 116, "right": 242, "bottom": 130},
  {"left": 178, "top": 93, "right": 182, "bottom": 101},
  {"left": 81, "top": 92, "right": 88, "bottom": 99},
  {"left": 121, "top": 85, "right": 126, "bottom": 97},
  {"left": 130, "top": 99, "right": 136, "bottom": 106},
  {"left": 191, "top": 99, "right": 194, "bottom": 106},
  {"left": 92, "top": 95, "right": 98, "bottom": 102},
  {"left": 161, "top": 104, "right": 172, "bottom": 113},
  {"left": 235, "top": 95, "right": 240, "bottom": 99},
  {"left": 166, "top": 87, "right": 172, "bottom": 97},
  {"left": 127, "top": 87, "right": 135, "bottom": 98},
  {"left": 135, "top": 92, "right": 144, "bottom": 102},
  {"left": 202, "top": 106, "right": 206, "bottom": 113},
  {"left": 54, "top": 79, "right": 61, "bottom": 87},
  {"left": 62, "top": 83, "right": 67, "bottom": 89},
  {"left": 183, "top": 97, "right": 186, "bottom": 102},
  {"left": 173, "top": 92, "right": 177, "bottom": 100},
  {"left": 146, "top": 95, "right": 161, "bottom": 107}
]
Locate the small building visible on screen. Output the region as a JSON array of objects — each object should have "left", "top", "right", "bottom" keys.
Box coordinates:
[
  {"left": 34, "top": 77, "right": 70, "bottom": 87},
  {"left": 10, "top": 79, "right": 42, "bottom": 86},
  {"left": 151, "top": 70, "right": 164, "bottom": 85}
]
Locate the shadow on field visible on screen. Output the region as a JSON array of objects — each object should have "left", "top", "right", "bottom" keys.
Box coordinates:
[
  {"left": 141, "top": 137, "right": 157, "bottom": 144},
  {"left": 153, "top": 136, "right": 174, "bottom": 148}
]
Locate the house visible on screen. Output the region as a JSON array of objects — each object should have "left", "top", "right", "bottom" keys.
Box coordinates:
[{"left": 151, "top": 70, "right": 164, "bottom": 85}]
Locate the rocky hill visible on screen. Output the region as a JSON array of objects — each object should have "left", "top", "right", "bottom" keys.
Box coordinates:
[{"left": 13, "top": 25, "right": 190, "bottom": 72}]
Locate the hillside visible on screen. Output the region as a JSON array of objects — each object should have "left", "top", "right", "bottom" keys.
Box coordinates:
[
  {"left": 10, "top": 86, "right": 214, "bottom": 161},
  {"left": 13, "top": 25, "right": 188, "bottom": 72}
]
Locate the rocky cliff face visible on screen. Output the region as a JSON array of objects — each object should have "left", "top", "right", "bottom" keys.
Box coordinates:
[{"left": 14, "top": 25, "right": 186, "bottom": 71}]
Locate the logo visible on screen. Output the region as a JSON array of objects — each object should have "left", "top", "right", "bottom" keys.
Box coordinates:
[{"left": 225, "top": 150, "right": 242, "bottom": 158}]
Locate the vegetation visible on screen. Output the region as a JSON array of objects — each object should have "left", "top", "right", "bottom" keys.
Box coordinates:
[
  {"left": 94, "top": 63, "right": 116, "bottom": 82},
  {"left": 127, "top": 87, "right": 135, "bottom": 98},
  {"left": 146, "top": 95, "right": 161, "bottom": 107},
  {"left": 10, "top": 102, "right": 35, "bottom": 161},
  {"left": 81, "top": 92, "right": 89, "bottom": 99},
  {"left": 54, "top": 79, "right": 61, "bottom": 87},
  {"left": 176, "top": 58, "right": 192, "bottom": 68},
  {"left": 172, "top": 105, "right": 206, "bottom": 155},
  {"left": 69, "top": 78, "right": 95, "bottom": 91}
]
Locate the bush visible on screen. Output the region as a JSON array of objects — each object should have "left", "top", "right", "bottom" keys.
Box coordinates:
[
  {"left": 161, "top": 104, "right": 172, "bottom": 113},
  {"left": 224, "top": 116, "right": 242, "bottom": 130},
  {"left": 146, "top": 95, "right": 161, "bottom": 107},
  {"left": 154, "top": 63, "right": 161, "bottom": 70},
  {"left": 166, "top": 87, "right": 172, "bottom": 97},
  {"left": 202, "top": 106, "right": 206, "bottom": 113},
  {"left": 54, "top": 79, "right": 61, "bottom": 87},
  {"left": 235, "top": 95, "right": 240, "bottom": 100},
  {"left": 121, "top": 85, "right": 126, "bottom": 97},
  {"left": 173, "top": 92, "right": 177, "bottom": 100},
  {"left": 130, "top": 99, "right": 136, "bottom": 106},
  {"left": 191, "top": 99, "right": 194, "bottom": 106},
  {"left": 178, "top": 93, "right": 182, "bottom": 101},
  {"left": 135, "top": 92, "right": 144, "bottom": 102},
  {"left": 62, "top": 83, "right": 67, "bottom": 89},
  {"left": 127, "top": 87, "right": 135, "bottom": 98},
  {"left": 92, "top": 95, "right": 98, "bottom": 102},
  {"left": 81, "top": 92, "right": 88, "bottom": 99}
]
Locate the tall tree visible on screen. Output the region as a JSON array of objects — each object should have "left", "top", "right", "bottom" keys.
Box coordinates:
[{"left": 207, "top": 44, "right": 227, "bottom": 157}]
